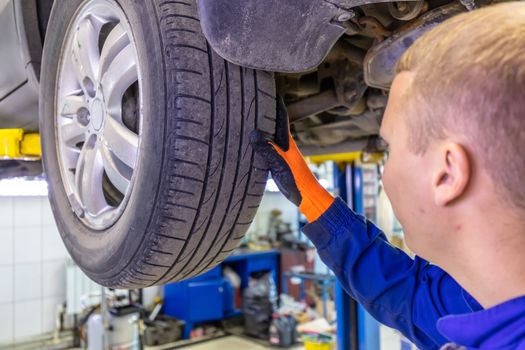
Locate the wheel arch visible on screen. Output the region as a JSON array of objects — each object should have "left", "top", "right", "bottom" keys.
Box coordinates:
[
  {"left": 196, "top": 0, "right": 405, "bottom": 73},
  {"left": 0, "top": 0, "right": 53, "bottom": 132},
  {"left": 13, "top": 0, "right": 54, "bottom": 83}
]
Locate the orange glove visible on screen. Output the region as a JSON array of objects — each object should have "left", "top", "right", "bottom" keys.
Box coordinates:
[{"left": 250, "top": 97, "right": 334, "bottom": 222}]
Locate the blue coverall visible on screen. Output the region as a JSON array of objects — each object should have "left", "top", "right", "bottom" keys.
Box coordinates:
[{"left": 302, "top": 198, "right": 525, "bottom": 350}]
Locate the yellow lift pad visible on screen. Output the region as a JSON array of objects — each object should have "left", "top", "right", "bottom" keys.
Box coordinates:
[
  {"left": 308, "top": 151, "right": 385, "bottom": 165},
  {"left": 0, "top": 129, "right": 41, "bottom": 160}
]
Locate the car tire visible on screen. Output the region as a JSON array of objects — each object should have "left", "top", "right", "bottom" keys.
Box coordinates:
[{"left": 40, "top": 0, "right": 275, "bottom": 288}]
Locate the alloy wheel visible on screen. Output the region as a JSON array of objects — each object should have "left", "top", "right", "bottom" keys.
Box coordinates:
[{"left": 55, "top": 0, "right": 142, "bottom": 230}]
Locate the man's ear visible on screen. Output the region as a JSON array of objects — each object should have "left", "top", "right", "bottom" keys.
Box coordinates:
[{"left": 432, "top": 143, "right": 471, "bottom": 206}]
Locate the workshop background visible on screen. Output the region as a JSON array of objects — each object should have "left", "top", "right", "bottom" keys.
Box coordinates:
[{"left": 0, "top": 160, "right": 415, "bottom": 350}]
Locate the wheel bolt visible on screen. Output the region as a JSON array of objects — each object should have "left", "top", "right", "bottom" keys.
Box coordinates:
[
  {"left": 396, "top": 2, "right": 408, "bottom": 12},
  {"left": 77, "top": 107, "right": 91, "bottom": 126}
]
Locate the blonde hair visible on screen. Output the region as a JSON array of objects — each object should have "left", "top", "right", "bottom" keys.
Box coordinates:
[{"left": 396, "top": 1, "right": 525, "bottom": 210}]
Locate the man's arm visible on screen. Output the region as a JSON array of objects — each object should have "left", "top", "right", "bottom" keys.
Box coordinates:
[
  {"left": 304, "top": 197, "right": 481, "bottom": 350},
  {"left": 250, "top": 98, "right": 481, "bottom": 349}
]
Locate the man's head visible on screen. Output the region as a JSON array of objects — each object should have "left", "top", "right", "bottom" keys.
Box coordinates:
[{"left": 380, "top": 2, "right": 525, "bottom": 264}]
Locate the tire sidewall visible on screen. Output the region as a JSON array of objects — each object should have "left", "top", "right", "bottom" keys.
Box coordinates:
[{"left": 40, "top": 0, "right": 167, "bottom": 281}]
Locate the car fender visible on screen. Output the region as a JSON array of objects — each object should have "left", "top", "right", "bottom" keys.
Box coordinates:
[{"left": 197, "top": 0, "right": 393, "bottom": 73}]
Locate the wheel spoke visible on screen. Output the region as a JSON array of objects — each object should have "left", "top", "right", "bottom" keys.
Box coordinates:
[
  {"left": 99, "top": 24, "right": 129, "bottom": 79},
  {"left": 60, "top": 95, "right": 87, "bottom": 117},
  {"left": 102, "top": 117, "right": 139, "bottom": 169},
  {"left": 62, "top": 148, "right": 81, "bottom": 171},
  {"left": 101, "top": 44, "right": 138, "bottom": 116},
  {"left": 71, "top": 17, "right": 100, "bottom": 96},
  {"left": 60, "top": 121, "right": 86, "bottom": 147},
  {"left": 101, "top": 142, "right": 131, "bottom": 194},
  {"left": 74, "top": 139, "right": 108, "bottom": 215}
]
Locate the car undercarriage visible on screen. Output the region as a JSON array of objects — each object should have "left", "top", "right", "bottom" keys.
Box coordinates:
[
  {"left": 276, "top": 1, "right": 477, "bottom": 154},
  {"left": 197, "top": 0, "right": 493, "bottom": 154}
]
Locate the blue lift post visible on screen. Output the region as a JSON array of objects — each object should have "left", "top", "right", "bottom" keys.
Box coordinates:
[
  {"left": 334, "top": 163, "right": 357, "bottom": 350},
  {"left": 333, "top": 162, "right": 380, "bottom": 350},
  {"left": 354, "top": 165, "right": 381, "bottom": 350}
]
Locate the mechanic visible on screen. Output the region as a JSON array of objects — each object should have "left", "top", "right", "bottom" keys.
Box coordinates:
[{"left": 251, "top": 3, "right": 525, "bottom": 349}]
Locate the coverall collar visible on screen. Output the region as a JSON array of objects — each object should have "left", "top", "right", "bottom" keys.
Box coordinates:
[{"left": 437, "top": 295, "right": 525, "bottom": 349}]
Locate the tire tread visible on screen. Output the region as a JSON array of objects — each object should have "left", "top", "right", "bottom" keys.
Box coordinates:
[{"left": 102, "top": 0, "right": 275, "bottom": 288}]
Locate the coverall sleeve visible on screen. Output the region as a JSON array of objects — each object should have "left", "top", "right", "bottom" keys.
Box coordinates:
[{"left": 302, "top": 198, "right": 482, "bottom": 350}]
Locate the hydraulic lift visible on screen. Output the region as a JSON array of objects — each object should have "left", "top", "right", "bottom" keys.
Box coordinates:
[{"left": 0, "top": 128, "right": 41, "bottom": 159}]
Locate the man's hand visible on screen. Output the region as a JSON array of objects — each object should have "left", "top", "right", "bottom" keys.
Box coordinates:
[{"left": 250, "top": 97, "right": 334, "bottom": 222}]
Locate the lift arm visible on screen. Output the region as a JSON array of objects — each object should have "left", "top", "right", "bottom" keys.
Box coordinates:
[{"left": 0, "top": 128, "right": 41, "bottom": 159}]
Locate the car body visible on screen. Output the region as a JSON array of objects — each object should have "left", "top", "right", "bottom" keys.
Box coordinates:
[{"left": 0, "top": 0, "right": 51, "bottom": 130}]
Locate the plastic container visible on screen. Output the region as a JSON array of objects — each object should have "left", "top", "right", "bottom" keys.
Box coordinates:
[
  {"left": 304, "top": 340, "right": 335, "bottom": 350},
  {"left": 303, "top": 334, "right": 335, "bottom": 350},
  {"left": 269, "top": 314, "right": 297, "bottom": 347}
]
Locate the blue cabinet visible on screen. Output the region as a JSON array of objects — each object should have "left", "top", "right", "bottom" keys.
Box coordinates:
[
  {"left": 163, "top": 250, "right": 280, "bottom": 339},
  {"left": 164, "top": 267, "right": 225, "bottom": 321}
]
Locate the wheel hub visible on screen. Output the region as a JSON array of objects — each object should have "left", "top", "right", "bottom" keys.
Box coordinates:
[{"left": 90, "top": 98, "right": 105, "bottom": 132}]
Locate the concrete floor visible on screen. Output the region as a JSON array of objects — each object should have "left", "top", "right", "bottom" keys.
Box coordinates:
[
  {"left": 66, "top": 327, "right": 408, "bottom": 350},
  {"left": 182, "top": 336, "right": 303, "bottom": 349},
  {"left": 182, "top": 331, "right": 408, "bottom": 349}
]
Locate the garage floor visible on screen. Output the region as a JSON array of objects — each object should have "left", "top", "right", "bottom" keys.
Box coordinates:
[
  {"left": 181, "top": 336, "right": 303, "bottom": 350},
  {"left": 179, "top": 334, "right": 403, "bottom": 350}
]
